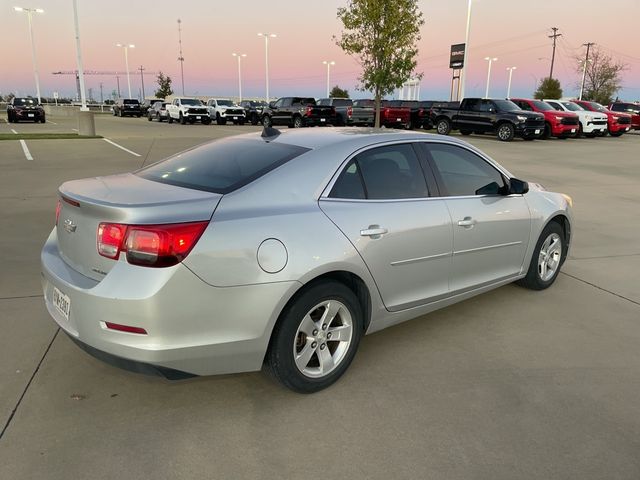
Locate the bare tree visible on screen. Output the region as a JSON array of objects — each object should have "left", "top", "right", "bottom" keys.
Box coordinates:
[{"left": 576, "top": 47, "right": 626, "bottom": 105}]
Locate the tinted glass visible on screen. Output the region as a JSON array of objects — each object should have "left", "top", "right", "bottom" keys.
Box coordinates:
[
  {"left": 329, "top": 160, "right": 365, "bottom": 199},
  {"left": 353, "top": 99, "right": 374, "bottom": 107},
  {"left": 532, "top": 100, "right": 554, "bottom": 111},
  {"left": 479, "top": 100, "right": 494, "bottom": 112},
  {"left": 356, "top": 144, "right": 429, "bottom": 199},
  {"left": 427, "top": 144, "right": 506, "bottom": 196},
  {"left": 137, "top": 138, "right": 309, "bottom": 194},
  {"left": 332, "top": 99, "right": 351, "bottom": 107},
  {"left": 546, "top": 101, "right": 562, "bottom": 111},
  {"left": 586, "top": 101, "right": 607, "bottom": 112},
  {"left": 123, "top": 99, "right": 139, "bottom": 104},
  {"left": 610, "top": 104, "right": 624, "bottom": 111},
  {"left": 464, "top": 99, "right": 481, "bottom": 111},
  {"left": 561, "top": 101, "right": 583, "bottom": 111},
  {"left": 14, "top": 98, "right": 36, "bottom": 106},
  {"left": 181, "top": 99, "right": 203, "bottom": 106},
  {"left": 493, "top": 100, "right": 520, "bottom": 111},
  {"left": 217, "top": 100, "right": 233, "bottom": 106}
]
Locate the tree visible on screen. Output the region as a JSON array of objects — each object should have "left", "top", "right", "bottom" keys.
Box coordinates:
[
  {"left": 154, "top": 71, "right": 173, "bottom": 99},
  {"left": 329, "top": 85, "right": 350, "bottom": 98},
  {"left": 534, "top": 77, "right": 563, "bottom": 100},
  {"left": 575, "top": 47, "right": 626, "bottom": 105},
  {"left": 336, "top": 0, "right": 424, "bottom": 127}
]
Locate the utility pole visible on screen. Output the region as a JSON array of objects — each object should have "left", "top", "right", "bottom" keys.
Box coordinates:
[
  {"left": 138, "top": 65, "right": 146, "bottom": 99},
  {"left": 177, "top": 19, "right": 185, "bottom": 95},
  {"left": 579, "top": 42, "right": 595, "bottom": 100},
  {"left": 99, "top": 82, "right": 103, "bottom": 103},
  {"left": 548, "top": 27, "right": 562, "bottom": 79}
]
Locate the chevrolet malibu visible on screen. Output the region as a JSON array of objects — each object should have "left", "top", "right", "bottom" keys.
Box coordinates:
[{"left": 41, "top": 128, "right": 572, "bottom": 393}]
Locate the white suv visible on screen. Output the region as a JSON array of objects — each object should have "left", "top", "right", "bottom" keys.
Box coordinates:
[
  {"left": 206, "top": 99, "right": 246, "bottom": 125},
  {"left": 543, "top": 99, "right": 607, "bottom": 137}
]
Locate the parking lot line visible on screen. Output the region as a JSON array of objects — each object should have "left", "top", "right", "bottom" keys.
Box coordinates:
[
  {"left": 46, "top": 120, "right": 58, "bottom": 125},
  {"left": 103, "top": 138, "right": 141, "bottom": 157},
  {"left": 71, "top": 128, "right": 78, "bottom": 132},
  {"left": 19, "top": 140, "right": 33, "bottom": 161},
  {"left": 11, "top": 129, "right": 18, "bottom": 134}
]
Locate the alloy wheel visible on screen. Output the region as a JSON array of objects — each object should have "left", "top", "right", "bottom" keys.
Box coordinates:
[{"left": 538, "top": 233, "right": 562, "bottom": 282}]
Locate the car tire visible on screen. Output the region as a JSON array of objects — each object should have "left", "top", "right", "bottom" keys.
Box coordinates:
[
  {"left": 610, "top": 132, "right": 623, "bottom": 137},
  {"left": 147, "top": 114, "right": 152, "bottom": 121},
  {"left": 542, "top": 123, "right": 551, "bottom": 140},
  {"left": 266, "top": 280, "right": 363, "bottom": 393},
  {"left": 239, "top": 119, "right": 245, "bottom": 126},
  {"left": 460, "top": 130, "right": 472, "bottom": 136},
  {"left": 180, "top": 113, "right": 186, "bottom": 125},
  {"left": 262, "top": 115, "right": 272, "bottom": 128},
  {"left": 497, "top": 123, "right": 515, "bottom": 142},
  {"left": 202, "top": 118, "right": 211, "bottom": 125},
  {"left": 576, "top": 123, "right": 583, "bottom": 138},
  {"left": 251, "top": 114, "right": 259, "bottom": 126},
  {"left": 517, "top": 221, "right": 566, "bottom": 291},
  {"left": 41, "top": 115, "right": 46, "bottom": 124},
  {"left": 168, "top": 115, "right": 173, "bottom": 124},
  {"left": 435, "top": 118, "right": 451, "bottom": 135},
  {"left": 292, "top": 115, "right": 303, "bottom": 128}
]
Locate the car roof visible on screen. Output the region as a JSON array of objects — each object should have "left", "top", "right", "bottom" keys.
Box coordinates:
[{"left": 233, "top": 127, "right": 473, "bottom": 150}]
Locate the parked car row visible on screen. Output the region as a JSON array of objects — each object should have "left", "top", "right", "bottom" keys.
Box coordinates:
[{"left": 430, "top": 97, "right": 636, "bottom": 142}]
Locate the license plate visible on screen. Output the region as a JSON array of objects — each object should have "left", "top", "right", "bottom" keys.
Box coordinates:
[
  {"left": 397, "top": 118, "right": 402, "bottom": 122},
  {"left": 28, "top": 113, "right": 34, "bottom": 117},
  {"left": 233, "top": 116, "right": 238, "bottom": 120},
  {"left": 571, "top": 129, "right": 576, "bottom": 133},
  {"left": 535, "top": 129, "right": 540, "bottom": 134},
  {"left": 320, "top": 118, "right": 326, "bottom": 122},
  {"left": 625, "top": 127, "right": 630, "bottom": 131},
  {"left": 196, "top": 116, "right": 201, "bottom": 120},
  {"left": 52, "top": 286, "right": 70, "bottom": 321}
]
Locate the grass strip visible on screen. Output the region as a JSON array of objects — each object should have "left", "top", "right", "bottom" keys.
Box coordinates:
[{"left": 0, "top": 133, "right": 102, "bottom": 141}]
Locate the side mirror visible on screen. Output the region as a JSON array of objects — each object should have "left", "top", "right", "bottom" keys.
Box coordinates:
[
  {"left": 509, "top": 178, "right": 529, "bottom": 195},
  {"left": 269, "top": 101, "right": 276, "bottom": 109}
]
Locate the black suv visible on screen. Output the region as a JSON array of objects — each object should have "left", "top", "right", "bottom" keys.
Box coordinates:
[
  {"left": 240, "top": 100, "right": 268, "bottom": 125},
  {"left": 7, "top": 97, "right": 45, "bottom": 123},
  {"left": 113, "top": 99, "right": 142, "bottom": 117}
]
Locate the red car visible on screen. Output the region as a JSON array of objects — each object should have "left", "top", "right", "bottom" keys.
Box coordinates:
[
  {"left": 353, "top": 99, "right": 411, "bottom": 128},
  {"left": 608, "top": 102, "right": 640, "bottom": 130},
  {"left": 574, "top": 100, "right": 632, "bottom": 137},
  {"left": 510, "top": 98, "right": 579, "bottom": 139}
]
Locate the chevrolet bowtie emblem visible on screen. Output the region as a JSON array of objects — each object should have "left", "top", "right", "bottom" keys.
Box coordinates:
[{"left": 63, "top": 218, "right": 77, "bottom": 233}]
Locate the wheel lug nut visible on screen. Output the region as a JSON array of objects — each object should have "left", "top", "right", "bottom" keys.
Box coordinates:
[
  {"left": 312, "top": 329, "right": 318, "bottom": 336},
  {"left": 327, "top": 332, "right": 332, "bottom": 339},
  {"left": 311, "top": 342, "right": 317, "bottom": 348},
  {"left": 320, "top": 344, "right": 326, "bottom": 350},
  {"left": 322, "top": 324, "right": 327, "bottom": 330}
]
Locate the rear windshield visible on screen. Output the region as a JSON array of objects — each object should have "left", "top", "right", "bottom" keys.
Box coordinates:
[
  {"left": 353, "top": 99, "right": 374, "bottom": 107},
  {"left": 14, "top": 98, "right": 37, "bottom": 106},
  {"left": 331, "top": 98, "right": 352, "bottom": 107},
  {"left": 123, "top": 99, "right": 139, "bottom": 104},
  {"left": 136, "top": 138, "right": 310, "bottom": 194}
]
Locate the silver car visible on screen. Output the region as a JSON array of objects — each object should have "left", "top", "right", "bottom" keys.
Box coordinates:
[{"left": 41, "top": 128, "right": 572, "bottom": 392}]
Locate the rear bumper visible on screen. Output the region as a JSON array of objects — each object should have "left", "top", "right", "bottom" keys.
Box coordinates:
[
  {"left": 304, "top": 115, "right": 336, "bottom": 126},
  {"left": 13, "top": 110, "right": 44, "bottom": 120},
  {"left": 41, "top": 228, "right": 297, "bottom": 377}
]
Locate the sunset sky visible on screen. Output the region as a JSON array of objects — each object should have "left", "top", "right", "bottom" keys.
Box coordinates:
[{"left": 2, "top": 0, "right": 639, "bottom": 102}]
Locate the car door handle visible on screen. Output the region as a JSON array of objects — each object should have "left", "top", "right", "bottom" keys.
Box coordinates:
[
  {"left": 360, "top": 226, "right": 388, "bottom": 238},
  {"left": 457, "top": 217, "right": 477, "bottom": 227}
]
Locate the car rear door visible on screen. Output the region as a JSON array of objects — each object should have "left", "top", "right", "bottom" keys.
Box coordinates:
[
  {"left": 319, "top": 143, "right": 452, "bottom": 312},
  {"left": 421, "top": 142, "right": 531, "bottom": 293}
]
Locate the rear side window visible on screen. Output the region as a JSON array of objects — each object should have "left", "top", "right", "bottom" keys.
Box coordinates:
[
  {"left": 137, "top": 138, "right": 310, "bottom": 194},
  {"left": 330, "top": 144, "right": 429, "bottom": 200}
]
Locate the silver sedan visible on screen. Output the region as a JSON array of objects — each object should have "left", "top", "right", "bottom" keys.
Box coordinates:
[{"left": 41, "top": 128, "right": 572, "bottom": 392}]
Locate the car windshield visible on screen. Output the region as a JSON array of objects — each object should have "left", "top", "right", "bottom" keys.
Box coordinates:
[
  {"left": 123, "top": 99, "right": 139, "bottom": 104},
  {"left": 561, "top": 102, "right": 584, "bottom": 111},
  {"left": 532, "top": 101, "right": 554, "bottom": 111},
  {"left": 217, "top": 100, "right": 233, "bottom": 106},
  {"left": 181, "top": 99, "right": 203, "bottom": 106},
  {"left": 136, "top": 138, "right": 310, "bottom": 194},
  {"left": 15, "top": 98, "right": 37, "bottom": 106},
  {"left": 493, "top": 100, "right": 520, "bottom": 111},
  {"left": 586, "top": 102, "right": 607, "bottom": 112}
]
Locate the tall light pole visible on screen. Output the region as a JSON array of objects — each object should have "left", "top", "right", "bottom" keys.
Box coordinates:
[
  {"left": 232, "top": 53, "right": 247, "bottom": 102},
  {"left": 116, "top": 43, "right": 135, "bottom": 98},
  {"left": 71, "top": 0, "right": 88, "bottom": 110},
  {"left": 506, "top": 66, "right": 517, "bottom": 98},
  {"left": 258, "top": 33, "right": 276, "bottom": 102},
  {"left": 579, "top": 43, "right": 595, "bottom": 100},
  {"left": 14, "top": 6, "right": 43, "bottom": 104},
  {"left": 484, "top": 57, "right": 497, "bottom": 98},
  {"left": 322, "top": 61, "right": 335, "bottom": 97},
  {"left": 459, "top": 0, "right": 473, "bottom": 101}
]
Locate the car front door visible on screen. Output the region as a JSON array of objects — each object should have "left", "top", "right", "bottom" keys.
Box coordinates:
[
  {"left": 319, "top": 143, "right": 452, "bottom": 312},
  {"left": 271, "top": 98, "right": 288, "bottom": 125},
  {"left": 422, "top": 142, "right": 531, "bottom": 293}
]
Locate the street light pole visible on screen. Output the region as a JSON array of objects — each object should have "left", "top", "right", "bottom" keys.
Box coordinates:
[
  {"left": 232, "top": 53, "right": 247, "bottom": 103},
  {"left": 506, "top": 66, "right": 517, "bottom": 98},
  {"left": 14, "top": 6, "right": 43, "bottom": 104},
  {"left": 323, "top": 61, "right": 335, "bottom": 97},
  {"left": 459, "top": 0, "right": 473, "bottom": 101},
  {"left": 71, "top": 0, "right": 89, "bottom": 110},
  {"left": 484, "top": 57, "right": 497, "bottom": 98},
  {"left": 579, "top": 42, "right": 595, "bottom": 100},
  {"left": 115, "top": 43, "right": 135, "bottom": 98},
  {"left": 258, "top": 33, "right": 276, "bottom": 102}
]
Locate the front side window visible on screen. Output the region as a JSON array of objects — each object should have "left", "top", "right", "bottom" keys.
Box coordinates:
[
  {"left": 546, "top": 101, "right": 562, "bottom": 111},
  {"left": 330, "top": 144, "right": 429, "bottom": 200},
  {"left": 426, "top": 144, "right": 506, "bottom": 196}
]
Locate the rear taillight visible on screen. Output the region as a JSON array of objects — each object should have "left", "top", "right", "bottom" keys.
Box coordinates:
[
  {"left": 347, "top": 106, "right": 353, "bottom": 118},
  {"left": 305, "top": 106, "right": 313, "bottom": 116},
  {"left": 55, "top": 200, "right": 62, "bottom": 226},
  {"left": 97, "top": 221, "right": 208, "bottom": 268}
]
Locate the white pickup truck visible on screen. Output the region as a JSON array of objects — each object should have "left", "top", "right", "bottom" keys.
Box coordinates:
[
  {"left": 543, "top": 99, "right": 607, "bottom": 137},
  {"left": 166, "top": 98, "right": 211, "bottom": 125},
  {"left": 206, "top": 99, "right": 246, "bottom": 125}
]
